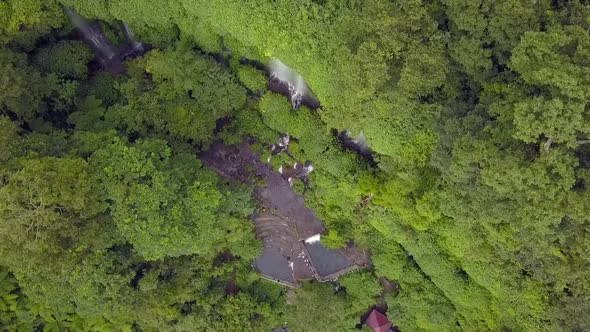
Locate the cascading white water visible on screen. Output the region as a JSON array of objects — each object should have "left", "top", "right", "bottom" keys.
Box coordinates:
[
  {"left": 121, "top": 22, "right": 144, "bottom": 52},
  {"left": 352, "top": 131, "right": 371, "bottom": 155},
  {"left": 269, "top": 59, "right": 309, "bottom": 110},
  {"left": 64, "top": 8, "right": 116, "bottom": 60},
  {"left": 338, "top": 130, "right": 373, "bottom": 159}
]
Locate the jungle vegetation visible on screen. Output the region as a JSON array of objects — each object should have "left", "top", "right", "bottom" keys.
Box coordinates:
[{"left": 1, "top": 0, "right": 590, "bottom": 331}]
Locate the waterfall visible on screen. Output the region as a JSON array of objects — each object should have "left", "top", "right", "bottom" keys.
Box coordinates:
[
  {"left": 268, "top": 59, "right": 310, "bottom": 110},
  {"left": 121, "top": 22, "right": 145, "bottom": 52},
  {"left": 64, "top": 8, "right": 116, "bottom": 60},
  {"left": 338, "top": 130, "right": 374, "bottom": 161},
  {"left": 269, "top": 59, "right": 296, "bottom": 85},
  {"left": 352, "top": 132, "right": 371, "bottom": 155},
  {"left": 64, "top": 8, "right": 149, "bottom": 74}
]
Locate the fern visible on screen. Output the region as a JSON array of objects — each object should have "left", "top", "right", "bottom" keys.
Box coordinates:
[{"left": 0, "top": 267, "right": 18, "bottom": 312}]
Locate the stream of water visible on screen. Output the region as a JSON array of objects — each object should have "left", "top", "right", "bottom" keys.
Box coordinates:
[
  {"left": 269, "top": 59, "right": 310, "bottom": 110},
  {"left": 65, "top": 8, "right": 117, "bottom": 60}
]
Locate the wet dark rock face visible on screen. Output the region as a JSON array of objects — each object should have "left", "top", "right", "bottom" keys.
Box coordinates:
[
  {"left": 65, "top": 8, "right": 149, "bottom": 75},
  {"left": 267, "top": 78, "right": 321, "bottom": 110},
  {"left": 239, "top": 57, "right": 321, "bottom": 111},
  {"left": 200, "top": 142, "right": 270, "bottom": 183},
  {"left": 336, "top": 130, "right": 375, "bottom": 164}
]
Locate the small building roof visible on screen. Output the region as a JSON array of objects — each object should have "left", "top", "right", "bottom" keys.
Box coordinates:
[
  {"left": 365, "top": 309, "right": 392, "bottom": 332},
  {"left": 254, "top": 251, "right": 297, "bottom": 287},
  {"left": 303, "top": 242, "right": 358, "bottom": 280}
]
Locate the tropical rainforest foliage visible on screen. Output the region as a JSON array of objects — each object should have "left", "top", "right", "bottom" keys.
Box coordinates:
[{"left": 1, "top": 0, "right": 590, "bottom": 331}]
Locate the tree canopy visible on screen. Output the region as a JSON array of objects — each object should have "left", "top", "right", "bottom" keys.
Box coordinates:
[{"left": 1, "top": 0, "right": 589, "bottom": 331}]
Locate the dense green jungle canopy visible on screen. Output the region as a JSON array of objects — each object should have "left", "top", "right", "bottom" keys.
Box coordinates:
[{"left": 1, "top": 0, "right": 590, "bottom": 331}]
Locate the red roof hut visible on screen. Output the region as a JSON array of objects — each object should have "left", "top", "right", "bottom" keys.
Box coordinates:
[{"left": 365, "top": 309, "right": 392, "bottom": 332}]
